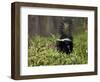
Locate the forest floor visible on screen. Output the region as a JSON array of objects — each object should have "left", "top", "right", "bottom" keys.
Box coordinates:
[{"left": 28, "top": 32, "right": 88, "bottom": 66}]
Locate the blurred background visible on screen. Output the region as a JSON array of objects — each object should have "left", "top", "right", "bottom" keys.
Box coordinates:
[{"left": 28, "top": 15, "right": 87, "bottom": 39}]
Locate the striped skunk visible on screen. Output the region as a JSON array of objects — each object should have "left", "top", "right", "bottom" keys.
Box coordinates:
[
  {"left": 56, "top": 18, "right": 73, "bottom": 54},
  {"left": 56, "top": 34, "right": 73, "bottom": 54}
]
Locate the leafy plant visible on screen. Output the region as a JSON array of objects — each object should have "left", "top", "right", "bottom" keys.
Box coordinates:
[{"left": 28, "top": 32, "right": 88, "bottom": 66}]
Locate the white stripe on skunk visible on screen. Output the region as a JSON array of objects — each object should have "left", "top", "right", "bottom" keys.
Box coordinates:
[{"left": 57, "top": 38, "right": 72, "bottom": 41}]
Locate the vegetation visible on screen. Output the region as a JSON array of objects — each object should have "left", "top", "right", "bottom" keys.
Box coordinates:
[{"left": 28, "top": 32, "right": 88, "bottom": 66}]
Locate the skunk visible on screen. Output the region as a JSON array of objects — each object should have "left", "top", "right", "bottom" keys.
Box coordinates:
[{"left": 56, "top": 34, "right": 73, "bottom": 54}]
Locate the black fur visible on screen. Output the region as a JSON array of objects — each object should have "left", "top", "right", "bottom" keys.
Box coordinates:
[{"left": 56, "top": 34, "right": 73, "bottom": 54}]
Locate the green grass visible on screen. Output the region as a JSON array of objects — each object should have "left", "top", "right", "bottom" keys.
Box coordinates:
[{"left": 28, "top": 32, "right": 88, "bottom": 66}]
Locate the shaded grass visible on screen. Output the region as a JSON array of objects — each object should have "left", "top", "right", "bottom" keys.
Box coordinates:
[{"left": 28, "top": 32, "right": 88, "bottom": 66}]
